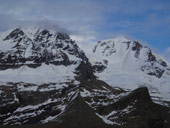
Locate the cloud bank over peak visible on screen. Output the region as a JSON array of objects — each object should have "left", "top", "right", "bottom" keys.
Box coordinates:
[{"left": 0, "top": 0, "right": 169, "bottom": 62}]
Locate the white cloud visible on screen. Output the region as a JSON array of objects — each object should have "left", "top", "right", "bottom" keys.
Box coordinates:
[
  {"left": 70, "top": 34, "right": 96, "bottom": 53},
  {"left": 0, "top": 0, "right": 103, "bottom": 42},
  {"left": 164, "top": 47, "right": 170, "bottom": 62}
]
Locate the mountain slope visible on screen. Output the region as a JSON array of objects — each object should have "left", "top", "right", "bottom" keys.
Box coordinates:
[
  {"left": 0, "top": 28, "right": 170, "bottom": 128},
  {"left": 90, "top": 36, "right": 170, "bottom": 106}
]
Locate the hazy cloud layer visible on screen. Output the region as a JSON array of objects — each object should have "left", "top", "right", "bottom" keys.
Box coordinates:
[
  {"left": 0, "top": 0, "right": 170, "bottom": 61},
  {"left": 0, "top": 0, "right": 102, "bottom": 41}
]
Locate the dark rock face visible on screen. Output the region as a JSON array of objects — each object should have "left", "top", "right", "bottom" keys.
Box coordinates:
[
  {"left": 115, "top": 87, "right": 153, "bottom": 107},
  {"left": 92, "top": 61, "right": 107, "bottom": 73},
  {"left": 148, "top": 50, "right": 156, "bottom": 62},
  {"left": 56, "top": 32, "right": 70, "bottom": 40},
  {"left": 57, "top": 94, "right": 112, "bottom": 128},
  {"left": 131, "top": 43, "right": 168, "bottom": 78},
  {"left": 132, "top": 41, "right": 143, "bottom": 58},
  {"left": 3, "top": 28, "right": 25, "bottom": 41},
  {"left": 141, "top": 63, "right": 165, "bottom": 78},
  {"left": 76, "top": 61, "right": 96, "bottom": 80},
  {"left": 96, "top": 87, "right": 152, "bottom": 115},
  {"left": 147, "top": 119, "right": 164, "bottom": 128},
  {"left": 93, "top": 87, "right": 170, "bottom": 128}
]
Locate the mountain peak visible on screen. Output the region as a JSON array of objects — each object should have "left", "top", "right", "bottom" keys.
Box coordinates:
[
  {"left": 0, "top": 27, "right": 87, "bottom": 69},
  {"left": 92, "top": 37, "right": 169, "bottom": 77},
  {"left": 90, "top": 37, "right": 170, "bottom": 106},
  {"left": 0, "top": 27, "right": 95, "bottom": 83}
]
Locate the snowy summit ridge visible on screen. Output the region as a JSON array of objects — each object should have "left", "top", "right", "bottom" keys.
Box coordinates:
[
  {"left": 92, "top": 36, "right": 169, "bottom": 77},
  {"left": 0, "top": 27, "right": 87, "bottom": 67}
]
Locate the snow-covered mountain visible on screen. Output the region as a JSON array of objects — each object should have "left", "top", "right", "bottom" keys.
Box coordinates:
[
  {"left": 90, "top": 36, "right": 170, "bottom": 106},
  {"left": 0, "top": 27, "right": 98, "bottom": 126},
  {"left": 0, "top": 28, "right": 170, "bottom": 128},
  {"left": 0, "top": 27, "right": 94, "bottom": 84}
]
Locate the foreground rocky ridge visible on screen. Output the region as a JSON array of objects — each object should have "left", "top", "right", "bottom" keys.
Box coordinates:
[{"left": 1, "top": 80, "right": 170, "bottom": 128}]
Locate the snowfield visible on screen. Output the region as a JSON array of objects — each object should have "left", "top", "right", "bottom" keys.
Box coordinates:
[{"left": 0, "top": 63, "right": 78, "bottom": 84}]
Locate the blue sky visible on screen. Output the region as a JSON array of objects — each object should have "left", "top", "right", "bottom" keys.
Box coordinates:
[
  {"left": 0, "top": 0, "right": 169, "bottom": 61},
  {"left": 98, "top": 0, "right": 170, "bottom": 51}
]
